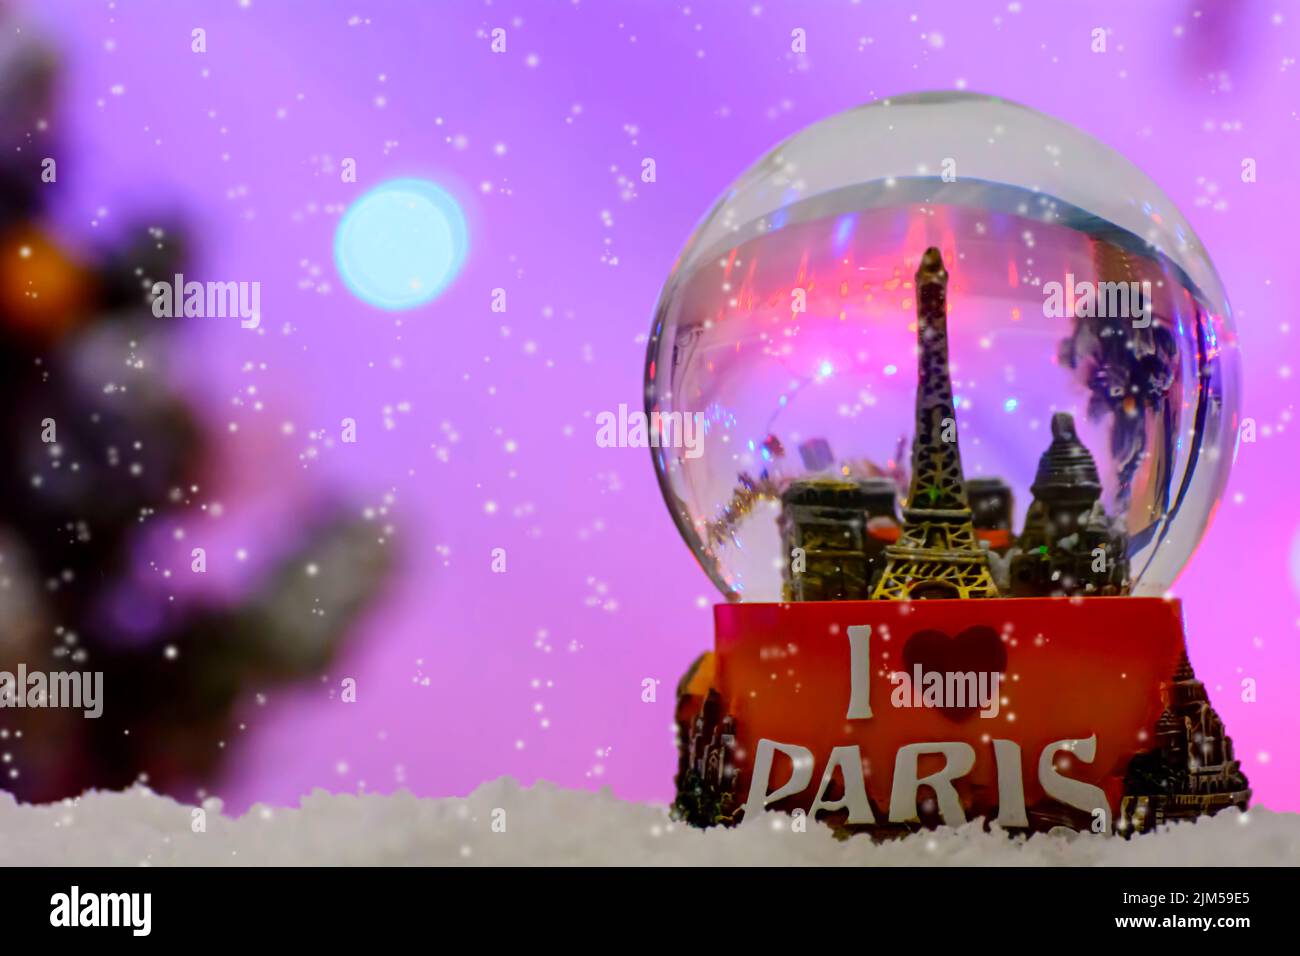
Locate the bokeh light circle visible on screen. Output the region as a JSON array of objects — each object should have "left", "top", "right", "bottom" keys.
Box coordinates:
[
  {"left": 646, "top": 92, "right": 1239, "bottom": 602},
  {"left": 334, "top": 177, "right": 468, "bottom": 310}
]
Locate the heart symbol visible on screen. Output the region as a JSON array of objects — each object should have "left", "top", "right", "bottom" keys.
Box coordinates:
[{"left": 901, "top": 626, "right": 1007, "bottom": 722}]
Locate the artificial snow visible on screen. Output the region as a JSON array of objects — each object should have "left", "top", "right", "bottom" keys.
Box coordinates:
[{"left": 1, "top": 778, "right": 1297, "bottom": 866}]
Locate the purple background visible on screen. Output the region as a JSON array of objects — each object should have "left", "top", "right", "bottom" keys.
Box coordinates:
[{"left": 25, "top": 0, "right": 1300, "bottom": 811}]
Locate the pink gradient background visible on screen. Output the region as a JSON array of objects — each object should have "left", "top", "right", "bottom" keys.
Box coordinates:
[{"left": 23, "top": 0, "right": 1300, "bottom": 811}]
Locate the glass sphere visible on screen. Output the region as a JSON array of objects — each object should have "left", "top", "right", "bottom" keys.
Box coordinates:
[{"left": 646, "top": 92, "right": 1239, "bottom": 602}]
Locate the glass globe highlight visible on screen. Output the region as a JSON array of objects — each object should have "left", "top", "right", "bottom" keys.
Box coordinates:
[{"left": 645, "top": 92, "right": 1239, "bottom": 602}]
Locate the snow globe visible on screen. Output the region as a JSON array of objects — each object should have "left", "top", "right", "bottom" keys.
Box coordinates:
[{"left": 650, "top": 92, "right": 1248, "bottom": 835}]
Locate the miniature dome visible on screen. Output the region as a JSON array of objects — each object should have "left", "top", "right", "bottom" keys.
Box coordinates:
[{"left": 1030, "top": 413, "right": 1103, "bottom": 505}]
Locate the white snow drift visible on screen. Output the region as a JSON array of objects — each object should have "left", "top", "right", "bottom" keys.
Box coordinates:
[{"left": 1, "top": 778, "right": 1297, "bottom": 866}]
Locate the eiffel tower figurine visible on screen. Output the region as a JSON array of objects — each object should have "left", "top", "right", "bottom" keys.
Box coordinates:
[{"left": 871, "top": 248, "right": 999, "bottom": 600}]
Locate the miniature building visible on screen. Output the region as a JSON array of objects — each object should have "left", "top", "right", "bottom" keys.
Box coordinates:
[
  {"left": 1010, "top": 412, "right": 1129, "bottom": 596},
  {"left": 672, "top": 689, "right": 740, "bottom": 827},
  {"left": 966, "top": 476, "right": 1015, "bottom": 554},
  {"left": 779, "top": 477, "right": 899, "bottom": 601},
  {"left": 1118, "top": 654, "right": 1251, "bottom": 834},
  {"left": 872, "top": 249, "right": 999, "bottom": 600}
]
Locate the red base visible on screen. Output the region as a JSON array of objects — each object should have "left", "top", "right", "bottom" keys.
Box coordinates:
[{"left": 679, "top": 596, "right": 1186, "bottom": 832}]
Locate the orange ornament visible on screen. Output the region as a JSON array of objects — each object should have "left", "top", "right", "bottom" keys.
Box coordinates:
[{"left": 0, "top": 228, "right": 94, "bottom": 340}]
